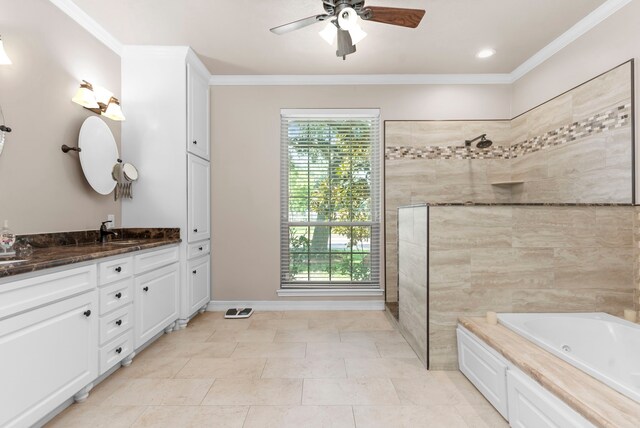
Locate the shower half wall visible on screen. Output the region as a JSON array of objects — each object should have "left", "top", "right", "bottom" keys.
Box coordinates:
[{"left": 398, "top": 204, "right": 640, "bottom": 370}]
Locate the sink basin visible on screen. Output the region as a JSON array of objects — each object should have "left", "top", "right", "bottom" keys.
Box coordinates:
[
  {"left": 107, "top": 240, "right": 145, "bottom": 246},
  {"left": 0, "top": 259, "right": 27, "bottom": 265}
]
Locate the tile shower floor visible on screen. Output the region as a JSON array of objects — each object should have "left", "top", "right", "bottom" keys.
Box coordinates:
[{"left": 46, "top": 311, "right": 507, "bottom": 428}]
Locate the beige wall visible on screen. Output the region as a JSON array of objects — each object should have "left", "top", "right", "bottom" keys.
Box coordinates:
[
  {"left": 0, "top": 0, "right": 121, "bottom": 234},
  {"left": 210, "top": 85, "right": 511, "bottom": 301}
]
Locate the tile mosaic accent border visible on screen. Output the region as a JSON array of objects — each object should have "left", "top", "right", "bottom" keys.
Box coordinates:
[{"left": 385, "top": 103, "right": 632, "bottom": 161}]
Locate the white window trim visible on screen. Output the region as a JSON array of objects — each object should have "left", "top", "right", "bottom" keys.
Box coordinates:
[
  {"left": 276, "top": 288, "right": 384, "bottom": 297},
  {"left": 280, "top": 108, "right": 383, "bottom": 291}
]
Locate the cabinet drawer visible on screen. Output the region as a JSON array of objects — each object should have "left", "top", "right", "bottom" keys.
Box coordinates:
[
  {"left": 187, "top": 240, "right": 210, "bottom": 259},
  {"left": 0, "top": 291, "right": 98, "bottom": 428},
  {"left": 99, "top": 304, "right": 133, "bottom": 345},
  {"left": 134, "top": 246, "right": 179, "bottom": 275},
  {"left": 457, "top": 327, "right": 509, "bottom": 419},
  {"left": 100, "top": 330, "right": 134, "bottom": 375},
  {"left": 98, "top": 256, "right": 133, "bottom": 286},
  {"left": 0, "top": 265, "right": 96, "bottom": 320},
  {"left": 99, "top": 278, "right": 133, "bottom": 315}
]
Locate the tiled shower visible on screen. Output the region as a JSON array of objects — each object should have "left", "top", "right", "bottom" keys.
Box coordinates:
[{"left": 386, "top": 61, "right": 636, "bottom": 369}]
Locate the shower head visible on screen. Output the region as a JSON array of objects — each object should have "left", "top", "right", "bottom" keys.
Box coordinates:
[{"left": 465, "top": 134, "right": 493, "bottom": 149}]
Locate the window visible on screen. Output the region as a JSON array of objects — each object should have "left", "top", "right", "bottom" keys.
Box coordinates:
[{"left": 280, "top": 109, "right": 381, "bottom": 289}]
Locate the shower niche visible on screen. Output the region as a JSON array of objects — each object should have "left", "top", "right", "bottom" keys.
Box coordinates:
[{"left": 384, "top": 61, "right": 635, "bottom": 335}]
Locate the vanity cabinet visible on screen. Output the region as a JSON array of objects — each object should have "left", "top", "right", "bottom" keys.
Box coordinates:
[
  {"left": 0, "top": 274, "right": 98, "bottom": 428},
  {"left": 122, "top": 46, "right": 212, "bottom": 327}
]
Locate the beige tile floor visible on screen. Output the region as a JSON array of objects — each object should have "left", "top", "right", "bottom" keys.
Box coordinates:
[{"left": 46, "top": 311, "right": 508, "bottom": 428}]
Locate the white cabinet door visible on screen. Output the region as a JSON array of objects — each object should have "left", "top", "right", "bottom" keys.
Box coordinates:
[
  {"left": 134, "top": 263, "right": 179, "bottom": 347},
  {"left": 507, "top": 370, "right": 594, "bottom": 428},
  {"left": 187, "top": 255, "right": 210, "bottom": 314},
  {"left": 187, "top": 63, "right": 210, "bottom": 160},
  {"left": 188, "top": 154, "right": 211, "bottom": 243},
  {"left": 0, "top": 291, "right": 98, "bottom": 428},
  {"left": 457, "top": 327, "right": 509, "bottom": 419}
]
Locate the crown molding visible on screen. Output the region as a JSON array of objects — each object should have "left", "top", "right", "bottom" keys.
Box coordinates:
[
  {"left": 510, "top": 0, "right": 632, "bottom": 81},
  {"left": 209, "top": 73, "right": 514, "bottom": 86},
  {"left": 49, "top": 0, "right": 123, "bottom": 56}
]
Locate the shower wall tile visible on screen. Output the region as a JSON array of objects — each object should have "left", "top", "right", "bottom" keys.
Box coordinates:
[
  {"left": 426, "top": 206, "right": 637, "bottom": 370},
  {"left": 397, "top": 206, "right": 428, "bottom": 367},
  {"left": 571, "top": 63, "right": 632, "bottom": 120}
]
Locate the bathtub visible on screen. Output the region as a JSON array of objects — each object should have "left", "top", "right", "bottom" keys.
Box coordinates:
[{"left": 498, "top": 312, "right": 640, "bottom": 404}]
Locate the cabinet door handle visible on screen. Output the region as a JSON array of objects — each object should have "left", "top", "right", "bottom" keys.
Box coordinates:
[
  {"left": 115, "top": 347, "right": 123, "bottom": 354},
  {"left": 193, "top": 228, "right": 198, "bottom": 233},
  {"left": 115, "top": 319, "right": 122, "bottom": 326},
  {"left": 83, "top": 310, "right": 92, "bottom": 317},
  {"left": 115, "top": 266, "right": 122, "bottom": 273},
  {"left": 198, "top": 246, "right": 203, "bottom": 251},
  {"left": 143, "top": 286, "right": 149, "bottom": 292},
  {"left": 115, "top": 292, "right": 122, "bottom": 299},
  {"left": 192, "top": 270, "right": 197, "bottom": 274},
  {"left": 193, "top": 140, "right": 198, "bottom": 145}
]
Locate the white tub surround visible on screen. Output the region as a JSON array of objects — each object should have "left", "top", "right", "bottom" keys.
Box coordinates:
[
  {"left": 498, "top": 312, "right": 640, "bottom": 404},
  {"left": 458, "top": 317, "right": 640, "bottom": 428}
]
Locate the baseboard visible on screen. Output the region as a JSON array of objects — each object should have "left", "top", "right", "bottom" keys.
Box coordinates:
[{"left": 207, "top": 300, "right": 385, "bottom": 311}]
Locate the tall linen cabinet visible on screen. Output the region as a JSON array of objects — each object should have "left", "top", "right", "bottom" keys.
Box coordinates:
[{"left": 121, "top": 46, "right": 211, "bottom": 327}]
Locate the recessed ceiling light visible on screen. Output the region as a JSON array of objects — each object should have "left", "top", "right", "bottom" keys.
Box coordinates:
[{"left": 476, "top": 49, "right": 496, "bottom": 59}]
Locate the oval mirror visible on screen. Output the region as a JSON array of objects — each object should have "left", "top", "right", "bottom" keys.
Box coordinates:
[{"left": 78, "top": 116, "right": 118, "bottom": 195}]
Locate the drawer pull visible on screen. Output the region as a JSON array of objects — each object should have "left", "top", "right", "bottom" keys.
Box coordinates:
[
  {"left": 193, "top": 140, "right": 198, "bottom": 145},
  {"left": 115, "top": 292, "right": 122, "bottom": 299},
  {"left": 143, "top": 286, "right": 149, "bottom": 292},
  {"left": 199, "top": 246, "right": 203, "bottom": 251},
  {"left": 83, "top": 310, "right": 92, "bottom": 317},
  {"left": 115, "top": 266, "right": 122, "bottom": 273},
  {"left": 193, "top": 228, "right": 198, "bottom": 233},
  {"left": 192, "top": 270, "right": 197, "bottom": 274},
  {"left": 115, "top": 319, "right": 122, "bottom": 326},
  {"left": 115, "top": 347, "right": 123, "bottom": 354}
]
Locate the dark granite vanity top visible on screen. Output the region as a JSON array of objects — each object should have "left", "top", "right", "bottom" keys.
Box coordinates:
[{"left": 0, "top": 228, "right": 181, "bottom": 279}]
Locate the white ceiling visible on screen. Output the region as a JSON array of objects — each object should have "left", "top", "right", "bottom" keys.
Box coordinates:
[{"left": 71, "top": 0, "right": 607, "bottom": 75}]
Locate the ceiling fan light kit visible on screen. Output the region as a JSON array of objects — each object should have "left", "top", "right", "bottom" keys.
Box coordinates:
[{"left": 270, "top": 0, "right": 425, "bottom": 60}]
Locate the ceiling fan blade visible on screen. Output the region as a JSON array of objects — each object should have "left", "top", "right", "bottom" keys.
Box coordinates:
[
  {"left": 270, "top": 14, "right": 330, "bottom": 35},
  {"left": 361, "top": 6, "right": 425, "bottom": 28}
]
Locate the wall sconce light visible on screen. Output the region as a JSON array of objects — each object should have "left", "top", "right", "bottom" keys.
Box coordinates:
[
  {"left": 71, "top": 80, "right": 126, "bottom": 121},
  {"left": 0, "top": 35, "right": 12, "bottom": 65}
]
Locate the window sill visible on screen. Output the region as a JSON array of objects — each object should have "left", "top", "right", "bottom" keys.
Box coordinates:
[{"left": 277, "top": 288, "right": 384, "bottom": 297}]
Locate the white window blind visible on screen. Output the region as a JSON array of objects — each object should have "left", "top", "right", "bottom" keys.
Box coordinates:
[{"left": 280, "top": 109, "right": 381, "bottom": 288}]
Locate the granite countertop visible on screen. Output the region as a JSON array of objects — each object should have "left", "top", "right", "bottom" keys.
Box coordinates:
[
  {"left": 459, "top": 317, "right": 640, "bottom": 428},
  {"left": 0, "top": 228, "right": 181, "bottom": 279}
]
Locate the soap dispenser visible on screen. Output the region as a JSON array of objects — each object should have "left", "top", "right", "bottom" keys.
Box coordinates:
[{"left": 0, "top": 220, "right": 16, "bottom": 257}]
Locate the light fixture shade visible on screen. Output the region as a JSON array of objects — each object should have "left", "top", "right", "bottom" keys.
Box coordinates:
[
  {"left": 348, "top": 24, "right": 367, "bottom": 45},
  {"left": 72, "top": 81, "right": 99, "bottom": 109},
  {"left": 337, "top": 7, "right": 358, "bottom": 31},
  {"left": 0, "top": 38, "right": 12, "bottom": 65},
  {"left": 102, "top": 97, "right": 125, "bottom": 121},
  {"left": 319, "top": 22, "right": 337, "bottom": 45}
]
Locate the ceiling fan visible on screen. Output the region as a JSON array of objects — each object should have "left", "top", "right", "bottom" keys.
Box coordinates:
[{"left": 270, "top": 0, "right": 426, "bottom": 59}]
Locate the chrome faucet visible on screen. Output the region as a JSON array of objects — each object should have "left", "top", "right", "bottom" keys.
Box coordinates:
[{"left": 99, "top": 220, "right": 118, "bottom": 243}]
